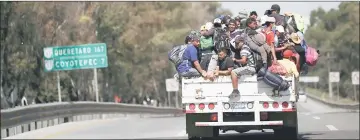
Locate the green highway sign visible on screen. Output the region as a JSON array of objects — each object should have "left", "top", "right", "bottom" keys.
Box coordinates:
[{"left": 43, "top": 43, "right": 108, "bottom": 72}]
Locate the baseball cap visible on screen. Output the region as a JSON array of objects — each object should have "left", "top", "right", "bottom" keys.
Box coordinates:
[
  {"left": 189, "top": 34, "right": 200, "bottom": 41},
  {"left": 213, "top": 18, "right": 222, "bottom": 24},
  {"left": 270, "top": 4, "right": 280, "bottom": 12},
  {"left": 266, "top": 16, "right": 276, "bottom": 23},
  {"left": 205, "top": 22, "right": 213, "bottom": 30},
  {"left": 200, "top": 25, "right": 206, "bottom": 31},
  {"left": 260, "top": 15, "right": 268, "bottom": 25},
  {"left": 283, "top": 49, "right": 293, "bottom": 58}
]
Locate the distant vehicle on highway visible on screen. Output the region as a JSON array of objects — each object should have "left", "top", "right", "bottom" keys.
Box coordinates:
[{"left": 298, "top": 87, "right": 307, "bottom": 103}]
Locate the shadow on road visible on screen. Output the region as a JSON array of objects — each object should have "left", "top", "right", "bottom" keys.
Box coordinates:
[
  {"left": 201, "top": 132, "right": 323, "bottom": 140},
  {"left": 157, "top": 132, "right": 323, "bottom": 140}
]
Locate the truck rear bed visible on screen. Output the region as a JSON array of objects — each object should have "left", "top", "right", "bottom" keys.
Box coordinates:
[
  {"left": 182, "top": 75, "right": 297, "bottom": 103},
  {"left": 182, "top": 74, "right": 300, "bottom": 139}
]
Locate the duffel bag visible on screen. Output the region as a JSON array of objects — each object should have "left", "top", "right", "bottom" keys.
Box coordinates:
[{"left": 257, "top": 68, "right": 290, "bottom": 91}]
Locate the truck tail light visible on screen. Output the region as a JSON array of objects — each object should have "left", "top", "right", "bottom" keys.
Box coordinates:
[
  {"left": 208, "top": 103, "right": 215, "bottom": 110},
  {"left": 189, "top": 103, "right": 195, "bottom": 110},
  {"left": 272, "top": 102, "right": 279, "bottom": 108},
  {"left": 263, "top": 102, "right": 269, "bottom": 109},
  {"left": 282, "top": 102, "right": 289, "bottom": 108},
  {"left": 199, "top": 103, "right": 205, "bottom": 110}
]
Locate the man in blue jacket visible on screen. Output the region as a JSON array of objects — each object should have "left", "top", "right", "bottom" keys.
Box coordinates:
[{"left": 177, "top": 34, "right": 207, "bottom": 78}]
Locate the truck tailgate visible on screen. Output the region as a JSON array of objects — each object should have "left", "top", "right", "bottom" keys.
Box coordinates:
[{"left": 181, "top": 75, "right": 296, "bottom": 101}]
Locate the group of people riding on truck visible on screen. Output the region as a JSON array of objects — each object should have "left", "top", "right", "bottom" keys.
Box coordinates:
[{"left": 168, "top": 4, "right": 319, "bottom": 98}]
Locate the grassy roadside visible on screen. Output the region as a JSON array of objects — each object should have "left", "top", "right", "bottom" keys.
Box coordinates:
[{"left": 305, "top": 88, "right": 359, "bottom": 104}]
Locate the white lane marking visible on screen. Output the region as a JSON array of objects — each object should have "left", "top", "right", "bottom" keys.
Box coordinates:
[
  {"left": 313, "top": 116, "right": 320, "bottom": 120},
  {"left": 176, "top": 130, "right": 187, "bottom": 137},
  {"left": 326, "top": 125, "right": 338, "bottom": 131},
  {"left": 298, "top": 112, "right": 311, "bottom": 116}
]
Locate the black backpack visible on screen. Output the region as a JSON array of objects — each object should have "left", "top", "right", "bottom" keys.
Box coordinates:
[{"left": 213, "top": 28, "right": 230, "bottom": 53}]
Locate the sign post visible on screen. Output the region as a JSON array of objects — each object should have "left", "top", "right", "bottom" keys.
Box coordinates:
[
  {"left": 43, "top": 43, "right": 108, "bottom": 102},
  {"left": 165, "top": 78, "right": 179, "bottom": 108},
  {"left": 352, "top": 71, "right": 359, "bottom": 101},
  {"left": 94, "top": 68, "right": 99, "bottom": 102},
  {"left": 57, "top": 71, "right": 62, "bottom": 102},
  {"left": 329, "top": 72, "right": 340, "bottom": 99}
]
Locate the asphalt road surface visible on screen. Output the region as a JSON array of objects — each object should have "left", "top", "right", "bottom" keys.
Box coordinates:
[{"left": 6, "top": 98, "right": 359, "bottom": 140}]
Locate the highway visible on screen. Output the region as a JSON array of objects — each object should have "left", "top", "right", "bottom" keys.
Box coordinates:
[{"left": 5, "top": 98, "right": 359, "bottom": 140}]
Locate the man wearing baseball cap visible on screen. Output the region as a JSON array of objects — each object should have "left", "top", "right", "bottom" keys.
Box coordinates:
[
  {"left": 177, "top": 34, "right": 207, "bottom": 78},
  {"left": 263, "top": 16, "right": 278, "bottom": 64},
  {"left": 267, "top": 4, "right": 285, "bottom": 26},
  {"left": 229, "top": 35, "right": 257, "bottom": 98},
  {"left": 277, "top": 49, "right": 299, "bottom": 78}
]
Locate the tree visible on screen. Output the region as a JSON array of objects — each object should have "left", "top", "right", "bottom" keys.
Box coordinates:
[
  {"left": 0, "top": 1, "right": 231, "bottom": 108},
  {"left": 305, "top": 2, "right": 359, "bottom": 100}
]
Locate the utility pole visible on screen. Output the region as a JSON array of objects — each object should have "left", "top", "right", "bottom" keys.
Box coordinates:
[{"left": 327, "top": 52, "right": 333, "bottom": 99}]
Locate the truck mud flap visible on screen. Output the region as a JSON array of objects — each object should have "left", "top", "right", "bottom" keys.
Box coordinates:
[{"left": 186, "top": 114, "right": 219, "bottom": 138}]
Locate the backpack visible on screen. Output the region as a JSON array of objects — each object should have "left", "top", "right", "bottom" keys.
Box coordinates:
[
  {"left": 213, "top": 28, "right": 230, "bottom": 52},
  {"left": 257, "top": 67, "right": 290, "bottom": 91},
  {"left": 275, "top": 14, "right": 286, "bottom": 27},
  {"left": 305, "top": 46, "right": 319, "bottom": 66},
  {"left": 200, "top": 36, "right": 214, "bottom": 51},
  {"left": 168, "top": 44, "right": 188, "bottom": 67},
  {"left": 284, "top": 13, "right": 305, "bottom": 33},
  {"left": 245, "top": 28, "right": 266, "bottom": 46},
  {"left": 268, "top": 63, "right": 287, "bottom": 76}
]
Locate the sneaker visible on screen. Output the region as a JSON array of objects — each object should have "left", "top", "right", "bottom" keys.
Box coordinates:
[
  {"left": 300, "top": 64, "right": 309, "bottom": 75},
  {"left": 229, "top": 89, "right": 240, "bottom": 98}
]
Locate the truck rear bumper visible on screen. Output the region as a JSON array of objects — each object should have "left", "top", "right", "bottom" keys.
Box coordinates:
[{"left": 195, "top": 120, "right": 283, "bottom": 126}]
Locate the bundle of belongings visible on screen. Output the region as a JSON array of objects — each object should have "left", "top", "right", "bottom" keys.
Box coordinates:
[{"left": 168, "top": 4, "right": 319, "bottom": 97}]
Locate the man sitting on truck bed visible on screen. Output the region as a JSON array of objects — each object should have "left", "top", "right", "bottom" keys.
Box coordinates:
[
  {"left": 278, "top": 49, "right": 299, "bottom": 79},
  {"left": 230, "top": 35, "right": 257, "bottom": 97},
  {"left": 177, "top": 34, "right": 207, "bottom": 78},
  {"left": 214, "top": 48, "right": 234, "bottom": 77}
]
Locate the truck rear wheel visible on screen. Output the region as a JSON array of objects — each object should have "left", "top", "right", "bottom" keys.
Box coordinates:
[
  {"left": 187, "top": 127, "right": 219, "bottom": 139},
  {"left": 188, "top": 136, "right": 201, "bottom": 140},
  {"left": 274, "top": 126, "right": 298, "bottom": 140}
]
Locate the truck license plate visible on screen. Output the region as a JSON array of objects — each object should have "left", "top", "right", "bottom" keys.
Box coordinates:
[{"left": 231, "top": 103, "right": 245, "bottom": 109}]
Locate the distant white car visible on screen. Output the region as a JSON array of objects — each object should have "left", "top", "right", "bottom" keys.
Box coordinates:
[{"left": 298, "top": 89, "right": 307, "bottom": 103}]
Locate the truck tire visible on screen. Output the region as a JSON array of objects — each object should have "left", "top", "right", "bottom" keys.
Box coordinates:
[
  {"left": 274, "top": 126, "right": 298, "bottom": 140},
  {"left": 188, "top": 136, "right": 201, "bottom": 140}
]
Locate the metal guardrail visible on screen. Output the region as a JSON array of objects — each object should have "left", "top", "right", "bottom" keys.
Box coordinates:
[
  {"left": 0, "top": 102, "right": 183, "bottom": 138},
  {"left": 306, "top": 93, "right": 360, "bottom": 110}
]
